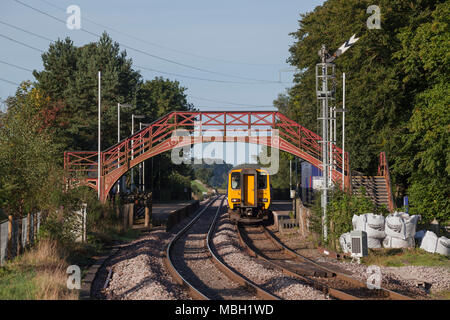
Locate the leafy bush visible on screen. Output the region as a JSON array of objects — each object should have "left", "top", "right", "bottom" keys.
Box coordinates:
[{"left": 311, "top": 187, "right": 381, "bottom": 248}]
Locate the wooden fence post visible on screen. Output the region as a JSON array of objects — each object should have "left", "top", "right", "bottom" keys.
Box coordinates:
[
  {"left": 33, "top": 213, "right": 38, "bottom": 243},
  {"left": 7, "top": 215, "right": 12, "bottom": 260},
  {"left": 17, "top": 217, "right": 22, "bottom": 255},
  {"left": 144, "top": 207, "right": 150, "bottom": 228},
  {"left": 27, "top": 213, "right": 31, "bottom": 247},
  {"left": 128, "top": 203, "right": 134, "bottom": 228},
  {"left": 144, "top": 193, "right": 152, "bottom": 228}
]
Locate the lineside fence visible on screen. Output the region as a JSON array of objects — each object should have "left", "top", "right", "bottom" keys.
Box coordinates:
[
  {"left": 0, "top": 212, "right": 42, "bottom": 266},
  {"left": 0, "top": 204, "right": 88, "bottom": 266}
]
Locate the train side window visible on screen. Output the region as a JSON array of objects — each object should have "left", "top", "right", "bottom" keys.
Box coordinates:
[
  {"left": 257, "top": 173, "right": 267, "bottom": 189},
  {"left": 231, "top": 173, "right": 240, "bottom": 189}
]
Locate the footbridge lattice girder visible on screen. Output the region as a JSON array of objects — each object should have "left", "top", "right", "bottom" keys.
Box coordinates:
[{"left": 64, "top": 111, "right": 350, "bottom": 202}]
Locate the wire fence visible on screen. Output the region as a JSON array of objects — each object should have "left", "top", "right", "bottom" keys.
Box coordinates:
[{"left": 0, "top": 212, "right": 42, "bottom": 266}]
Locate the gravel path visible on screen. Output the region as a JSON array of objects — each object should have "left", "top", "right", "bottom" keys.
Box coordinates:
[
  {"left": 269, "top": 227, "right": 450, "bottom": 299},
  {"left": 212, "top": 211, "right": 329, "bottom": 300},
  {"left": 171, "top": 197, "right": 259, "bottom": 300},
  {"left": 91, "top": 199, "right": 213, "bottom": 300}
]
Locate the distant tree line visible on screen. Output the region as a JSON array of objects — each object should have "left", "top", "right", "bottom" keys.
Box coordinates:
[{"left": 192, "top": 160, "right": 233, "bottom": 189}]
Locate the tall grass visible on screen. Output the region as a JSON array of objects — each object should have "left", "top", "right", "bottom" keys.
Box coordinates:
[{"left": 1, "top": 240, "right": 78, "bottom": 300}]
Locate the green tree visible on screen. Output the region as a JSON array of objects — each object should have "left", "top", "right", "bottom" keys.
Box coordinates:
[
  {"left": 33, "top": 33, "right": 142, "bottom": 151},
  {"left": 283, "top": 0, "right": 448, "bottom": 224},
  {"left": 0, "top": 82, "right": 61, "bottom": 216},
  {"left": 137, "top": 77, "right": 194, "bottom": 120},
  {"left": 286, "top": 0, "right": 445, "bottom": 173},
  {"left": 392, "top": 1, "right": 450, "bottom": 223}
]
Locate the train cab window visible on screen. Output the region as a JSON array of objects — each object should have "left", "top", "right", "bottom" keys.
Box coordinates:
[
  {"left": 231, "top": 173, "right": 240, "bottom": 189},
  {"left": 257, "top": 172, "right": 267, "bottom": 189}
]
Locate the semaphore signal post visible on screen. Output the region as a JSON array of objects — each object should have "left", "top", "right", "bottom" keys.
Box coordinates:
[{"left": 316, "top": 34, "right": 358, "bottom": 241}]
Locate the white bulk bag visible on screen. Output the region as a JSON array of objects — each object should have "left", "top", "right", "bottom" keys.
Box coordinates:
[
  {"left": 436, "top": 236, "right": 450, "bottom": 256},
  {"left": 339, "top": 232, "right": 352, "bottom": 254},
  {"left": 404, "top": 215, "right": 420, "bottom": 239},
  {"left": 385, "top": 214, "right": 407, "bottom": 240},
  {"left": 367, "top": 237, "right": 382, "bottom": 248},
  {"left": 353, "top": 214, "right": 368, "bottom": 231},
  {"left": 382, "top": 236, "right": 391, "bottom": 248},
  {"left": 420, "top": 231, "right": 438, "bottom": 253},
  {"left": 352, "top": 215, "right": 358, "bottom": 230},
  {"left": 366, "top": 213, "right": 386, "bottom": 239},
  {"left": 395, "top": 211, "right": 410, "bottom": 220},
  {"left": 383, "top": 235, "right": 414, "bottom": 248}
]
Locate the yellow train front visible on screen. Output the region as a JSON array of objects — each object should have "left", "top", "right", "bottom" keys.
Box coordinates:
[{"left": 227, "top": 166, "right": 271, "bottom": 222}]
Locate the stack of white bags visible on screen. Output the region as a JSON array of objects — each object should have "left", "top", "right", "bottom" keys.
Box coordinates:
[
  {"left": 339, "top": 213, "right": 386, "bottom": 253},
  {"left": 339, "top": 212, "right": 449, "bottom": 256},
  {"left": 339, "top": 212, "right": 420, "bottom": 252},
  {"left": 383, "top": 212, "right": 419, "bottom": 248},
  {"left": 416, "top": 231, "right": 450, "bottom": 256}
]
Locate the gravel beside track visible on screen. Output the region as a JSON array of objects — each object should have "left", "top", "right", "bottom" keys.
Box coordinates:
[
  {"left": 268, "top": 227, "right": 450, "bottom": 299},
  {"left": 212, "top": 211, "right": 329, "bottom": 300},
  {"left": 319, "top": 261, "right": 450, "bottom": 298},
  {"left": 91, "top": 199, "right": 214, "bottom": 300},
  {"left": 240, "top": 224, "right": 415, "bottom": 299},
  {"left": 170, "top": 197, "right": 260, "bottom": 300}
]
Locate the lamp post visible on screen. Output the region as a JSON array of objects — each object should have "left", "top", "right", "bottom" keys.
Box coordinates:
[
  {"left": 342, "top": 73, "right": 346, "bottom": 187},
  {"left": 139, "top": 122, "right": 151, "bottom": 193},
  {"left": 131, "top": 114, "right": 145, "bottom": 192},
  {"left": 98, "top": 71, "right": 101, "bottom": 200},
  {"left": 117, "top": 103, "right": 132, "bottom": 194}
]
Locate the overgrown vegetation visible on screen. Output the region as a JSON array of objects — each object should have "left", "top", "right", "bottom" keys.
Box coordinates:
[
  {"left": 310, "top": 187, "right": 387, "bottom": 249},
  {"left": 281, "top": 0, "right": 449, "bottom": 224},
  {"left": 0, "top": 240, "right": 78, "bottom": 300},
  {"left": 0, "top": 33, "right": 194, "bottom": 299}
]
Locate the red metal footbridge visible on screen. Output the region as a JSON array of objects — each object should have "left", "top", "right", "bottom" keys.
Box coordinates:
[{"left": 64, "top": 111, "right": 350, "bottom": 202}]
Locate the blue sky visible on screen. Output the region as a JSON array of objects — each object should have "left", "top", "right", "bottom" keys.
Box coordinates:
[{"left": 0, "top": 0, "right": 324, "bottom": 112}]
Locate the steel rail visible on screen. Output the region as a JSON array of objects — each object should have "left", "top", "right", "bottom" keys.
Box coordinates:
[
  {"left": 235, "top": 222, "right": 347, "bottom": 299},
  {"left": 261, "top": 226, "right": 412, "bottom": 300},
  {"left": 236, "top": 223, "right": 412, "bottom": 300},
  {"left": 206, "top": 198, "right": 280, "bottom": 300},
  {"left": 164, "top": 196, "right": 217, "bottom": 300},
  {"left": 165, "top": 195, "right": 278, "bottom": 300}
]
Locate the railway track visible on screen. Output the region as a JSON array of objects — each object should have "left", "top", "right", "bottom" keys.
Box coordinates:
[
  {"left": 236, "top": 222, "right": 413, "bottom": 300},
  {"left": 165, "top": 195, "right": 278, "bottom": 300}
]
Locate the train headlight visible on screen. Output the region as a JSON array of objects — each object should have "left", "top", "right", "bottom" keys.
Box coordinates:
[
  {"left": 259, "top": 198, "right": 268, "bottom": 202},
  {"left": 231, "top": 198, "right": 240, "bottom": 202}
]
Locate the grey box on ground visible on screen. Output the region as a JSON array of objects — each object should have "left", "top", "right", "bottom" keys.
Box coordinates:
[{"left": 350, "top": 230, "right": 368, "bottom": 257}]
